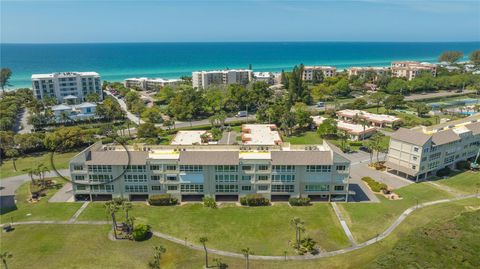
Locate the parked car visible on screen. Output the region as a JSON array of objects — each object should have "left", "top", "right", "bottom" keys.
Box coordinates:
[
  {"left": 316, "top": 101, "right": 325, "bottom": 108},
  {"left": 359, "top": 146, "right": 372, "bottom": 153},
  {"left": 236, "top": 111, "right": 248, "bottom": 117}
]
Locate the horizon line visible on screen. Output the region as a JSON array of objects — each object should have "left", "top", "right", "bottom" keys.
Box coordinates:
[{"left": 2, "top": 40, "right": 480, "bottom": 45}]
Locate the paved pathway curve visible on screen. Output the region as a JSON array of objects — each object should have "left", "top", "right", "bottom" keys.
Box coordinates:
[
  {"left": 331, "top": 202, "right": 357, "bottom": 246},
  {"left": 2, "top": 194, "right": 477, "bottom": 261}
]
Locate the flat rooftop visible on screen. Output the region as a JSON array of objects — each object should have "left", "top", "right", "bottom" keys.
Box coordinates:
[
  {"left": 337, "top": 109, "right": 400, "bottom": 124},
  {"left": 125, "top": 77, "right": 181, "bottom": 83},
  {"left": 312, "top": 116, "right": 376, "bottom": 135},
  {"left": 241, "top": 124, "right": 282, "bottom": 145},
  {"left": 171, "top": 131, "right": 208, "bottom": 145},
  {"left": 32, "top": 72, "right": 99, "bottom": 79}
]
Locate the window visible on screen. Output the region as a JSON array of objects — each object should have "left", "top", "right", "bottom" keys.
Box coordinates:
[
  {"left": 242, "top": 165, "right": 252, "bottom": 171},
  {"left": 307, "top": 165, "right": 331, "bottom": 172},
  {"left": 150, "top": 165, "right": 161, "bottom": 171},
  {"left": 336, "top": 165, "right": 346, "bottom": 171},
  {"left": 215, "top": 165, "right": 238, "bottom": 172},
  {"left": 428, "top": 161, "right": 439, "bottom": 170},
  {"left": 305, "top": 184, "right": 329, "bottom": 192},
  {"left": 413, "top": 147, "right": 419, "bottom": 152},
  {"left": 216, "top": 184, "right": 238, "bottom": 193},
  {"left": 271, "top": 185, "right": 294, "bottom": 193},
  {"left": 412, "top": 165, "right": 416, "bottom": 169},
  {"left": 257, "top": 185, "right": 269, "bottom": 191},
  {"left": 271, "top": 174, "right": 295, "bottom": 183},
  {"left": 166, "top": 175, "right": 177, "bottom": 181},
  {"left": 74, "top": 175, "right": 85, "bottom": 181},
  {"left": 181, "top": 184, "right": 204, "bottom": 192},
  {"left": 272, "top": 165, "right": 295, "bottom": 172},
  {"left": 75, "top": 185, "right": 86, "bottom": 190},
  {"left": 151, "top": 175, "right": 161, "bottom": 181},
  {"left": 242, "top": 175, "right": 252, "bottom": 181},
  {"left": 124, "top": 174, "right": 148, "bottom": 183},
  {"left": 429, "top": 152, "right": 442, "bottom": 161},
  {"left": 241, "top": 186, "right": 252, "bottom": 191},
  {"left": 91, "top": 184, "right": 114, "bottom": 193},
  {"left": 257, "top": 175, "right": 269, "bottom": 181},
  {"left": 88, "top": 165, "right": 112, "bottom": 173},
  {"left": 73, "top": 165, "right": 83, "bottom": 171},
  {"left": 180, "top": 165, "right": 203, "bottom": 172},
  {"left": 167, "top": 185, "right": 178, "bottom": 191},
  {"left": 123, "top": 165, "right": 146, "bottom": 173},
  {"left": 88, "top": 174, "right": 112, "bottom": 182},
  {"left": 166, "top": 165, "right": 177, "bottom": 171},
  {"left": 125, "top": 185, "right": 148, "bottom": 193},
  {"left": 444, "top": 155, "right": 455, "bottom": 164},
  {"left": 151, "top": 186, "right": 161, "bottom": 191},
  {"left": 334, "top": 185, "right": 345, "bottom": 191},
  {"left": 215, "top": 174, "right": 238, "bottom": 183},
  {"left": 258, "top": 165, "right": 269, "bottom": 171}
]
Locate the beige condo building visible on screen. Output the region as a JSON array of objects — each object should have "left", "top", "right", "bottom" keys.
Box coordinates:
[
  {"left": 391, "top": 61, "right": 437, "bottom": 81},
  {"left": 385, "top": 114, "right": 480, "bottom": 181},
  {"left": 192, "top": 69, "right": 252, "bottom": 89},
  {"left": 302, "top": 66, "right": 336, "bottom": 81}
]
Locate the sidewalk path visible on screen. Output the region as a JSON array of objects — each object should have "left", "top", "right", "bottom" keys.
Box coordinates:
[
  {"left": 2, "top": 193, "right": 477, "bottom": 261},
  {"left": 0, "top": 169, "right": 70, "bottom": 196},
  {"left": 68, "top": 202, "right": 90, "bottom": 223},
  {"left": 425, "top": 181, "right": 465, "bottom": 197},
  {"left": 331, "top": 202, "right": 357, "bottom": 246}
]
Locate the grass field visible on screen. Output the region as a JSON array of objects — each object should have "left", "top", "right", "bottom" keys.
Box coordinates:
[
  {"left": 1, "top": 198, "right": 478, "bottom": 269},
  {"left": 283, "top": 131, "right": 323, "bottom": 145},
  {"left": 0, "top": 179, "right": 82, "bottom": 224},
  {"left": 436, "top": 171, "right": 480, "bottom": 194},
  {"left": 338, "top": 182, "right": 453, "bottom": 243},
  {"left": 79, "top": 202, "right": 350, "bottom": 255},
  {"left": 0, "top": 151, "right": 79, "bottom": 179}
]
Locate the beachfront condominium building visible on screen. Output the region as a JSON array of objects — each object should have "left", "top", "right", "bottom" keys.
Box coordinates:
[
  {"left": 124, "top": 77, "right": 182, "bottom": 91},
  {"left": 302, "top": 66, "right": 336, "bottom": 81},
  {"left": 192, "top": 69, "right": 253, "bottom": 89},
  {"left": 391, "top": 61, "right": 437, "bottom": 81},
  {"left": 385, "top": 114, "right": 480, "bottom": 181},
  {"left": 69, "top": 140, "right": 351, "bottom": 203},
  {"left": 347, "top": 67, "right": 390, "bottom": 79},
  {"left": 31, "top": 72, "right": 102, "bottom": 103}
]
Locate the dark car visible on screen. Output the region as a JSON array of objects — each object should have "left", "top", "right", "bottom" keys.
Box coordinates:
[{"left": 359, "top": 146, "right": 372, "bottom": 153}]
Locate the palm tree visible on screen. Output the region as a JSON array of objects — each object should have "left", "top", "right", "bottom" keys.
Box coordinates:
[
  {"left": 0, "top": 251, "right": 12, "bottom": 269},
  {"left": 241, "top": 248, "right": 253, "bottom": 269},
  {"left": 104, "top": 201, "right": 120, "bottom": 239},
  {"left": 199, "top": 237, "right": 209, "bottom": 268},
  {"left": 23, "top": 168, "right": 36, "bottom": 186},
  {"left": 37, "top": 164, "right": 50, "bottom": 188},
  {"left": 149, "top": 245, "right": 166, "bottom": 269},
  {"left": 290, "top": 217, "right": 305, "bottom": 247},
  {"left": 337, "top": 130, "right": 349, "bottom": 151},
  {"left": 359, "top": 119, "right": 368, "bottom": 141}
]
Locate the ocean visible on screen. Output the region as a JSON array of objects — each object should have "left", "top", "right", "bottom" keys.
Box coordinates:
[{"left": 1, "top": 42, "right": 479, "bottom": 89}]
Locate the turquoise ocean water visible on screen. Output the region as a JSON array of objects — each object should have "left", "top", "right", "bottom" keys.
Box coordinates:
[{"left": 1, "top": 42, "right": 479, "bottom": 88}]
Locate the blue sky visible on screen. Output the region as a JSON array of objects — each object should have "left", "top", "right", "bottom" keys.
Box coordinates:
[{"left": 1, "top": 0, "right": 479, "bottom": 43}]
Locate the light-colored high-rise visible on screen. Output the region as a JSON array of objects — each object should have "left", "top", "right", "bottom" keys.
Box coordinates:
[
  {"left": 124, "top": 77, "right": 181, "bottom": 90},
  {"left": 192, "top": 69, "right": 252, "bottom": 89},
  {"left": 31, "top": 72, "right": 102, "bottom": 103},
  {"left": 391, "top": 61, "right": 437, "bottom": 81}
]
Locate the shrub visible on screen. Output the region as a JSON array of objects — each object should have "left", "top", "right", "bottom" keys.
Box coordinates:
[
  {"left": 456, "top": 160, "right": 470, "bottom": 170},
  {"left": 132, "top": 223, "right": 151, "bottom": 241},
  {"left": 148, "top": 194, "right": 178, "bottom": 206},
  {"left": 289, "top": 197, "right": 311, "bottom": 206},
  {"left": 240, "top": 194, "right": 269, "bottom": 206},
  {"left": 349, "top": 141, "right": 363, "bottom": 146},
  {"left": 361, "top": 176, "right": 388, "bottom": 192},
  {"left": 436, "top": 167, "right": 452, "bottom": 177},
  {"left": 202, "top": 196, "right": 217, "bottom": 208}
]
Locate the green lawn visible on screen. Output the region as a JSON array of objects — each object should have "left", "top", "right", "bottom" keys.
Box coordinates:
[
  {"left": 1, "top": 198, "right": 478, "bottom": 269},
  {"left": 338, "top": 182, "right": 453, "bottom": 243},
  {"left": 0, "top": 179, "right": 82, "bottom": 224},
  {"left": 436, "top": 171, "right": 480, "bottom": 194},
  {"left": 283, "top": 131, "right": 323, "bottom": 145},
  {"left": 0, "top": 151, "right": 79, "bottom": 179},
  {"left": 79, "top": 202, "right": 350, "bottom": 255}
]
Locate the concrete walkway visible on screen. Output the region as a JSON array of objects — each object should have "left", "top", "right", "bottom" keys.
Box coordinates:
[
  {"left": 425, "top": 181, "right": 465, "bottom": 197},
  {"left": 68, "top": 202, "right": 90, "bottom": 223},
  {"left": 331, "top": 202, "right": 357, "bottom": 246},
  {"left": 2, "top": 193, "right": 477, "bottom": 261}
]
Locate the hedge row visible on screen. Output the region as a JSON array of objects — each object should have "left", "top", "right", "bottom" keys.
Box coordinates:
[
  {"left": 361, "top": 177, "right": 388, "bottom": 192},
  {"left": 148, "top": 194, "right": 178, "bottom": 206},
  {"left": 288, "top": 197, "right": 311, "bottom": 206},
  {"left": 240, "top": 194, "right": 270, "bottom": 206}
]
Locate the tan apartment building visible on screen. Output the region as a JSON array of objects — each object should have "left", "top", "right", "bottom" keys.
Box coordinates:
[
  {"left": 385, "top": 114, "right": 480, "bottom": 181},
  {"left": 302, "top": 66, "right": 336, "bottom": 81},
  {"left": 192, "top": 69, "right": 252, "bottom": 89},
  {"left": 347, "top": 66, "right": 390, "bottom": 79},
  {"left": 391, "top": 61, "right": 437, "bottom": 81},
  {"left": 124, "top": 77, "right": 181, "bottom": 90}
]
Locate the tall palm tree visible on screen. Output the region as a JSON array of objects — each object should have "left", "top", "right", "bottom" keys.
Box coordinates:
[
  {"left": 104, "top": 201, "right": 120, "bottom": 239},
  {"left": 359, "top": 119, "right": 368, "bottom": 141},
  {"left": 0, "top": 251, "right": 12, "bottom": 269},
  {"left": 37, "top": 164, "right": 50, "bottom": 188},
  {"left": 290, "top": 217, "right": 305, "bottom": 247},
  {"left": 241, "top": 248, "right": 253, "bottom": 269},
  {"left": 199, "top": 237, "right": 209, "bottom": 268}
]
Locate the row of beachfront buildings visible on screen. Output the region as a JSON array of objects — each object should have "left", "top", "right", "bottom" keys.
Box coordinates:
[
  {"left": 123, "top": 61, "right": 438, "bottom": 90},
  {"left": 30, "top": 60, "right": 436, "bottom": 103}
]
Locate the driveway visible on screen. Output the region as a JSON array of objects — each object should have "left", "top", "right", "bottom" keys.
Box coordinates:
[
  {"left": 218, "top": 131, "right": 238, "bottom": 144},
  {"left": 404, "top": 89, "right": 475, "bottom": 101},
  {"left": 350, "top": 163, "right": 412, "bottom": 189},
  {"left": 105, "top": 90, "right": 145, "bottom": 125}
]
